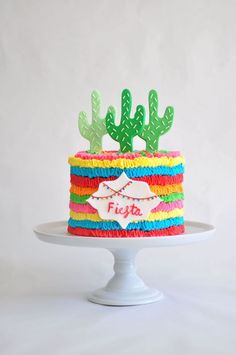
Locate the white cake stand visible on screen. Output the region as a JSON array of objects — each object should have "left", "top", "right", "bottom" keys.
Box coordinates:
[{"left": 34, "top": 221, "right": 215, "bottom": 306}]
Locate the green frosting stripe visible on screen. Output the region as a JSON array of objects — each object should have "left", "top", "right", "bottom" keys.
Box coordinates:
[
  {"left": 70, "top": 192, "right": 184, "bottom": 204},
  {"left": 70, "top": 193, "right": 91, "bottom": 204},
  {"left": 160, "top": 193, "right": 184, "bottom": 202}
]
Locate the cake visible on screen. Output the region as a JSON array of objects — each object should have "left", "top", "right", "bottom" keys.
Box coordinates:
[{"left": 68, "top": 89, "right": 185, "bottom": 237}]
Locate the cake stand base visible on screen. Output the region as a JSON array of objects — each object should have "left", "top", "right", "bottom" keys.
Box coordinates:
[
  {"left": 34, "top": 221, "right": 215, "bottom": 306},
  {"left": 88, "top": 248, "right": 163, "bottom": 306}
]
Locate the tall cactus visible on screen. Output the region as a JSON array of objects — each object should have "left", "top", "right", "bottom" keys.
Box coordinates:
[
  {"left": 106, "top": 89, "right": 145, "bottom": 153},
  {"left": 139, "top": 90, "right": 174, "bottom": 152},
  {"left": 78, "top": 91, "right": 107, "bottom": 152}
]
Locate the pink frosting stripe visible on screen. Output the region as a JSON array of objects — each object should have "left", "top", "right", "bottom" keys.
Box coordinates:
[
  {"left": 69, "top": 202, "right": 97, "bottom": 213},
  {"left": 152, "top": 200, "right": 183, "bottom": 212},
  {"left": 69, "top": 200, "right": 184, "bottom": 214},
  {"left": 74, "top": 151, "right": 181, "bottom": 160}
]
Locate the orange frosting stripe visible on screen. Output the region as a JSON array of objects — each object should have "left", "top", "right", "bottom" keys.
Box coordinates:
[
  {"left": 70, "top": 185, "right": 97, "bottom": 196},
  {"left": 70, "top": 183, "right": 183, "bottom": 196}
]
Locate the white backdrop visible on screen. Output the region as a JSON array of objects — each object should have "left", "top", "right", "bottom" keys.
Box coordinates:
[{"left": 1, "top": 0, "right": 236, "bottom": 354}]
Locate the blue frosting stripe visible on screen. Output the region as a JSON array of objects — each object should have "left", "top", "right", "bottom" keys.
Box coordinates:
[
  {"left": 70, "top": 164, "right": 184, "bottom": 178},
  {"left": 68, "top": 217, "right": 184, "bottom": 231}
]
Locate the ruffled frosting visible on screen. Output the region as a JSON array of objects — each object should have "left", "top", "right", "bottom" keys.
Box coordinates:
[
  {"left": 68, "top": 150, "right": 185, "bottom": 237},
  {"left": 71, "top": 165, "right": 184, "bottom": 178},
  {"left": 70, "top": 208, "right": 184, "bottom": 222},
  {"left": 69, "top": 155, "right": 185, "bottom": 168},
  {"left": 74, "top": 150, "right": 181, "bottom": 160},
  {"left": 70, "top": 192, "right": 184, "bottom": 204},
  {"left": 70, "top": 183, "right": 183, "bottom": 197},
  {"left": 69, "top": 200, "right": 184, "bottom": 214},
  {"left": 68, "top": 224, "right": 184, "bottom": 237},
  {"left": 70, "top": 173, "right": 183, "bottom": 188},
  {"left": 68, "top": 216, "right": 184, "bottom": 231}
]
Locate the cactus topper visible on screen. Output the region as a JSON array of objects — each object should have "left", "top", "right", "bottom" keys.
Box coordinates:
[
  {"left": 105, "top": 89, "right": 145, "bottom": 153},
  {"left": 138, "top": 90, "right": 174, "bottom": 152},
  {"left": 78, "top": 89, "right": 174, "bottom": 153},
  {"left": 78, "top": 90, "right": 107, "bottom": 152}
]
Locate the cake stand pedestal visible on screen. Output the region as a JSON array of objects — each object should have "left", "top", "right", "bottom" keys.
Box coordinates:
[{"left": 34, "top": 221, "right": 215, "bottom": 306}]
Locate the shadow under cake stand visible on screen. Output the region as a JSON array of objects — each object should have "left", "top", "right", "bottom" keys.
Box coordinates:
[{"left": 34, "top": 221, "right": 215, "bottom": 306}]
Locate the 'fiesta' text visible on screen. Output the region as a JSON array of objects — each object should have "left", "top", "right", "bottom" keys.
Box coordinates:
[{"left": 107, "top": 202, "right": 143, "bottom": 219}]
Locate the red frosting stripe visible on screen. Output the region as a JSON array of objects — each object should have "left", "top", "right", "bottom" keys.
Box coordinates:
[
  {"left": 68, "top": 225, "right": 184, "bottom": 237},
  {"left": 70, "top": 174, "right": 183, "bottom": 188}
]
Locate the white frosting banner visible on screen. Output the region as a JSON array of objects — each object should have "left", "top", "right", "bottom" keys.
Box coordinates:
[{"left": 88, "top": 172, "right": 161, "bottom": 229}]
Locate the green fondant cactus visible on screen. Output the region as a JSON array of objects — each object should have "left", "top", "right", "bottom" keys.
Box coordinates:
[
  {"left": 78, "top": 91, "right": 107, "bottom": 152},
  {"left": 105, "top": 89, "right": 145, "bottom": 152},
  {"left": 139, "top": 90, "right": 174, "bottom": 152}
]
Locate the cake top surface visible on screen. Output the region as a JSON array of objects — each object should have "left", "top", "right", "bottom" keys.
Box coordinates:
[
  {"left": 77, "top": 89, "right": 174, "bottom": 154},
  {"left": 73, "top": 150, "right": 181, "bottom": 159}
]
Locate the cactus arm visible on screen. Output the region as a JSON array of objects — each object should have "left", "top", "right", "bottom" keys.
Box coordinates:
[
  {"left": 133, "top": 105, "right": 145, "bottom": 135},
  {"left": 157, "top": 106, "right": 174, "bottom": 135},
  {"left": 106, "top": 106, "right": 120, "bottom": 142}
]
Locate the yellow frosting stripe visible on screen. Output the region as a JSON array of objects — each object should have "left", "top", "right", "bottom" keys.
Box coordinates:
[
  {"left": 70, "top": 183, "right": 183, "bottom": 196},
  {"left": 69, "top": 156, "right": 185, "bottom": 168},
  {"left": 150, "top": 184, "right": 183, "bottom": 195},
  {"left": 70, "top": 208, "right": 184, "bottom": 222},
  {"left": 148, "top": 208, "right": 184, "bottom": 221}
]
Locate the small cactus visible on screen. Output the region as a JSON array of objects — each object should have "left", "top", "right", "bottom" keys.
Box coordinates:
[
  {"left": 106, "top": 89, "right": 145, "bottom": 153},
  {"left": 78, "top": 91, "right": 107, "bottom": 152},
  {"left": 139, "top": 90, "right": 174, "bottom": 152}
]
